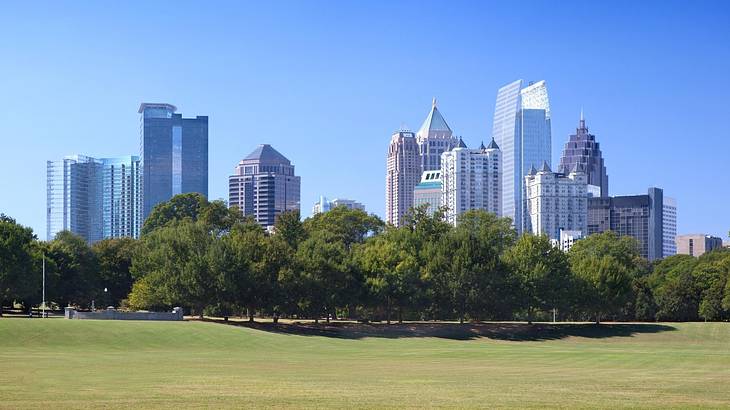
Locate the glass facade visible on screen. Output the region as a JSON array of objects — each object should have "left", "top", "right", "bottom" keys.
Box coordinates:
[
  {"left": 139, "top": 103, "right": 208, "bottom": 220},
  {"left": 492, "top": 80, "right": 551, "bottom": 232},
  {"left": 47, "top": 155, "right": 142, "bottom": 243}
]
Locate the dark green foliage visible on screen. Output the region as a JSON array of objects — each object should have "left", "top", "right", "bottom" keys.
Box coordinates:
[
  {"left": 141, "top": 193, "right": 244, "bottom": 235},
  {"left": 92, "top": 238, "right": 137, "bottom": 307}
]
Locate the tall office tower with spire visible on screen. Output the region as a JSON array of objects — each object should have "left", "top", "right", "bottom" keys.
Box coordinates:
[
  {"left": 386, "top": 129, "right": 420, "bottom": 226},
  {"left": 491, "top": 80, "right": 552, "bottom": 233},
  {"left": 558, "top": 111, "right": 608, "bottom": 197},
  {"left": 229, "top": 144, "right": 300, "bottom": 229},
  {"left": 441, "top": 138, "right": 501, "bottom": 225},
  {"left": 416, "top": 98, "right": 459, "bottom": 172},
  {"left": 139, "top": 103, "right": 208, "bottom": 220}
]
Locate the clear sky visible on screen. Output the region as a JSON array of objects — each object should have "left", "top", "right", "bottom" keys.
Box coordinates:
[{"left": 1, "top": 1, "right": 729, "bottom": 241}]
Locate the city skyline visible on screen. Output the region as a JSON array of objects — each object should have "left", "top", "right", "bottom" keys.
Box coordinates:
[{"left": 1, "top": 2, "right": 729, "bottom": 240}]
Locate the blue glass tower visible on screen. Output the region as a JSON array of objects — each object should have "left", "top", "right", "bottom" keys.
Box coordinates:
[
  {"left": 139, "top": 103, "right": 208, "bottom": 220},
  {"left": 491, "top": 80, "right": 552, "bottom": 233}
]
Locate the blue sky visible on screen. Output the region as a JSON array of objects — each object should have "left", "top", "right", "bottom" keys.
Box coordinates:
[{"left": 1, "top": 1, "right": 729, "bottom": 240}]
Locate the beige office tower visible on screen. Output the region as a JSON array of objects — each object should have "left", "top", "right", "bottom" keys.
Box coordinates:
[
  {"left": 417, "top": 98, "right": 459, "bottom": 172},
  {"left": 386, "top": 130, "right": 420, "bottom": 226},
  {"left": 676, "top": 234, "right": 723, "bottom": 257}
]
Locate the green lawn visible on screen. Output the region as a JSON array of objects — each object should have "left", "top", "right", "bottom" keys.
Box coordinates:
[{"left": 1, "top": 319, "right": 729, "bottom": 409}]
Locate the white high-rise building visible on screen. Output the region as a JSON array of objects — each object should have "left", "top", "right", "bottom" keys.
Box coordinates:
[
  {"left": 312, "top": 197, "right": 365, "bottom": 216},
  {"left": 663, "top": 197, "right": 677, "bottom": 257},
  {"left": 524, "top": 162, "right": 587, "bottom": 240},
  {"left": 492, "top": 80, "right": 552, "bottom": 233},
  {"left": 441, "top": 138, "right": 501, "bottom": 225},
  {"left": 551, "top": 229, "right": 584, "bottom": 252},
  {"left": 386, "top": 130, "right": 420, "bottom": 226}
]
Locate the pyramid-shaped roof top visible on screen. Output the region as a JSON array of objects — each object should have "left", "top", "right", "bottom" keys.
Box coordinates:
[
  {"left": 243, "top": 144, "right": 291, "bottom": 165},
  {"left": 539, "top": 160, "right": 552, "bottom": 173},
  {"left": 417, "top": 98, "right": 452, "bottom": 139},
  {"left": 486, "top": 138, "right": 500, "bottom": 150}
]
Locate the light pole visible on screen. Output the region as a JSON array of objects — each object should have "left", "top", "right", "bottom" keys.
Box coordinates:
[{"left": 42, "top": 253, "right": 45, "bottom": 318}]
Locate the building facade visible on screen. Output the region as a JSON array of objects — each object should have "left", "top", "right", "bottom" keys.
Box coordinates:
[
  {"left": 558, "top": 112, "right": 608, "bottom": 197},
  {"left": 492, "top": 80, "right": 552, "bottom": 233},
  {"left": 587, "top": 187, "right": 664, "bottom": 260},
  {"left": 312, "top": 197, "right": 365, "bottom": 216},
  {"left": 551, "top": 229, "right": 584, "bottom": 252},
  {"left": 413, "top": 170, "right": 442, "bottom": 215},
  {"left": 676, "top": 234, "right": 723, "bottom": 257},
  {"left": 229, "top": 144, "right": 300, "bottom": 229},
  {"left": 524, "top": 162, "right": 588, "bottom": 240},
  {"left": 416, "top": 98, "right": 458, "bottom": 172},
  {"left": 385, "top": 130, "right": 420, "bottom": 226},
  {"left": 441, "top": 138, "right": 501, "bottom": 225},
  {"left": 139, "top": 103, "right": 208, "bottom": 220},
  {"left": 47, "top": 155, "right": 141, "bottom": 242},
  {"left": 663, "top": 197, "right": 677, "bottom": 257}
]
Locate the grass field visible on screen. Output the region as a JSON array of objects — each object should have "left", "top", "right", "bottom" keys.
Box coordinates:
[{"left": 1, "top": 319, "right": 729, "bottom": 409}]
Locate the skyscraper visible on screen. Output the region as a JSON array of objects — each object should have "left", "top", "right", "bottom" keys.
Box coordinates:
[
  {"left": 47, "top": 155, "right": 142, "bottom": 242},
  {"left": 47, "top": 155, "right": 103, "bottom": 242},
  {"left": 524, "top": 162, "right": 588, "bottom": 240},
  {"left": 441, "top": 138, "right": 501, "bottom": 225},
  {"left": 229, "top": 144, "right": 300, "bottom": 229},
  {"left": 416, "top": 98, "right": 458, "bottom": 172},
  {"left": 491, "top": 80, "right": 552, "bottom": 233},
  {"left": 588, "top": 187, "right": 664, "bottom": 260},
  {"left": 663, "top": 197, "right": 677, "bottom": 257},
  {"left": 386, "top": 130, "right": 420, "bottom": 226},
  {"left": 139, "top": 103, "right": 208, "bottom": 220},
  {"left": 558, "top": 111, "right": 608, "bottom": 197}
]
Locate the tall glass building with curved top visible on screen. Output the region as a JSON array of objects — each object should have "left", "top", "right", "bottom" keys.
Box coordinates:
[
  {"left": 139, "top": 103, "right": 208, "bottom": 220},
  {"left": 491, "top": 80, "right": 551, "bottom": 233}
]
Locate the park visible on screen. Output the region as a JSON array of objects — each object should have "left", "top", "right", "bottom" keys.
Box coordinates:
[{"left": 1, "top": 318, "right": 729, "bottom": 408}]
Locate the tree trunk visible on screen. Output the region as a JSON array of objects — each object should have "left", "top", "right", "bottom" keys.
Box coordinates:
[
  {"left": 527, "top": 307, "right": 533, "bottom": 325},
  {"left": 314, "top": 317, "right": 319, "bottom": 324},
  {"left": 595, "top": 312, "right": 601, "bottom": 325},
  {"left": 386, "top": 297, "right": 391, "bottom": 325},
  {"left": 398, "top": 306, "right": 403, "bottom": 324}
]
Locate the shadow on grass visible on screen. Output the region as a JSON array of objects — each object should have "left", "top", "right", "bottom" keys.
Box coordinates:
[{"left": 199, "top": 319, "right": 677, "bottom": 341}]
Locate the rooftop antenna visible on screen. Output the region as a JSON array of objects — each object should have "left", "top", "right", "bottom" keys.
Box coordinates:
[{"left": 432, "top": 97, "right": 437, "bottom": 108}]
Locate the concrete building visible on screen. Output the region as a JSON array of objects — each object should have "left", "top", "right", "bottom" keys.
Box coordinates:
[
  {"left": 416, "top": 98, "right": 458, "bottom": 172},
  {"left": 663, "top": 197, "right": 677, "bottom": 257},
  {"left": 413, "top": 170, "right": 443, "bottom": 215},
  {"left": 229, "top": 144, "right": 300, "bottom": 229},
  {"left": 558, "top": 111, "right": 608, "bottom": 197},
  {"left": 385, "top": 130, "right": 420, "bottom": 227},
  {"left": 47, "top": 155, "right": 142, "bottom": 242},
  {"left": 491, "top": 80, "right": 552, "bottom": 233},
  {"left": 588, "top": 187, "right": 664, "bottom": 261},
  {"left": 312, "top": 197, "right": 365, "bottom": 216},
  {"left": 676, "top": 234, "right": 723, "bottom": 257},
  {"left": 441, "top": 138, "right": 501, "bottom": 225},
  {"left": 139, "top": 103, "right": 208, "bottom": 220},
  {"left": 524, "top": 162, "right": 588, "bottom": 240}
]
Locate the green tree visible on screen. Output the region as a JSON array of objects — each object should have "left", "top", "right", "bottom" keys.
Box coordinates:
[
  {"left": 92, "top": 238, "right": 137, "bottom": 308},
  {"left": 304, "top": 206, "right": 384, "bottom": 248},
  {"left": 504, "top": 233, "right": 571, "bottom": 324},
  {"left": 0, "top": 215, "right": 44, "bottom": 314},
  {"left": 141, "top": 193, "right": 243, "bottom": 235},
  {"left": 47, "top": 231, "right": 100, "bottom": 308},
  {"left": 130, "top": 221, "right": 219, "bottom": 317},
  {"left": 569, "top": 231, "right": 640, "bottom": 324}
]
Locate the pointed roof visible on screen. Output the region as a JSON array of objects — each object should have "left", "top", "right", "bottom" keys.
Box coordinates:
[
  {"left": 570, "top": 162, "right": 585, "bottom": 174},
  {"left": 243, "top": 144, "right": 291, "bottom": 165},
  {"left": 486, "top": 137, "right": 500, "bottom": 150},
  {"left": 539, "top": 160, "right": 552, "bottom": 173},
  {"left": 417, "top": 98, "right": 452, "bottom": 139},
  {"left": 528, "top": 165, "right": 537, "bottom": 176},
  {"left": 479, "top": 141, "right": 486, "bottom": 150},
  {"left": 457, "top": 137, "right": 467, "bottom": 148}
]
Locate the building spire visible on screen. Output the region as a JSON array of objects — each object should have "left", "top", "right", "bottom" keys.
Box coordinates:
[
  {"left": 579, "top": 107, "right": 586, "bottom": 130},
  {"left": 432, "top": 97, "right": 437, "bottom": 108}
]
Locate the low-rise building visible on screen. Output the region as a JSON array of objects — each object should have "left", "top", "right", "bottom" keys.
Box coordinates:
[{"left": 676, "top": 234, "right": 723, "bottom": 257}]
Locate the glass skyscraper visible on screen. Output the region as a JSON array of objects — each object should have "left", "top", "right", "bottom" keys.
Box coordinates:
[
  {"left": 139, "top": 103, "right": 208, "bottom": 220},
  {"left": 491, "top": 80, "right": 552, "bottom": 233},
  {"left": 47, "top": 155, "right": 142, "bottom": 242},
  {"left": 558, "top": 112, "right": 608, "bottom": 197}
]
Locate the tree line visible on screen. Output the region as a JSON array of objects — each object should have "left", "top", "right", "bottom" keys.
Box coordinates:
[{"left": 2, "top": 193, "right": 730, "bottom": 323}]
